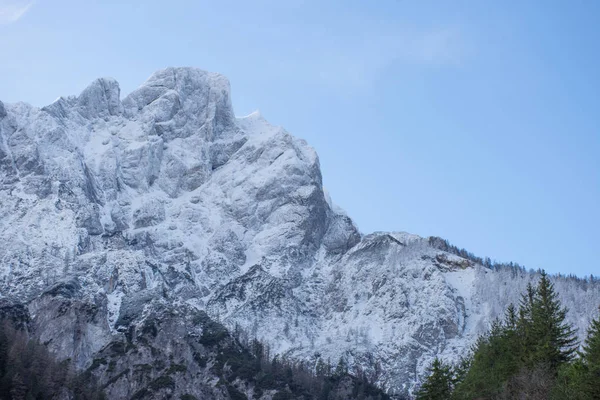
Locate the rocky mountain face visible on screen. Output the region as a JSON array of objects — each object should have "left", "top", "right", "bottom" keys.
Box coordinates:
[{"left": 0, "top": 67, "right": 598, "bottom": 398}]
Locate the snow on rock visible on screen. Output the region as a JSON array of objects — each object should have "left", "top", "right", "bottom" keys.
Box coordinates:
[{"left": 1, "top": 67, "right": 599, "bottom": 397}]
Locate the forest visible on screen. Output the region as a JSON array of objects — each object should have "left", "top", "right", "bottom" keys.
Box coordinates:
[
  {"left": 0, "top": 309, "right": 387, "bottom": 400},
  {"left": 0, "top": 319, "right": 105, "bottom": 399},
  {"left": 416, "top": 270, "right": 600, "bottom": 400},
  {"left": 1, "top": 266, "right": 598, "bottom": 399}
]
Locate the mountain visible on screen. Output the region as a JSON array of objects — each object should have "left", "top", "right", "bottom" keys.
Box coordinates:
[{"left": 0, "top": 67, "right": 598, "bottom": 398}]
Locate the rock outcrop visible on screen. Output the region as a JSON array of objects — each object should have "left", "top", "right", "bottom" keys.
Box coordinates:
[{"left": 1, "top": 67, "right": 598, "bottom": 398}]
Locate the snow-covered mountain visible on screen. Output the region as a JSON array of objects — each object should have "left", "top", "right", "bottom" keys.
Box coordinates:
[{"left": 1, "top": 67, "right": 598, "bottom": 398}]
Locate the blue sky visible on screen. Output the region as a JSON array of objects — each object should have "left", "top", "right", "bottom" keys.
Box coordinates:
[{"left": 1, "top": 0, "right": 598, "bottom": 277}]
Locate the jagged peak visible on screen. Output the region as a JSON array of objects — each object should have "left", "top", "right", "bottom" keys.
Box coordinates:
[
  {"left": 124, "top": 67, "right": 231, "bottom": 107},
  {"left": 120, "top": 67, "right": 235, "bottom": 135},
  {"left": 236, "top": 109, "right": 283, "bottom": 139},
  {"left": 142, "top": 67, "right": 230, "bottom": 91},
  {"left": 42, "top": 96, "right": 75, "bottom": 118},
  {"left": 38, "top": 68, "right": 233, "bottom": 123},
  {"left": 76, "top": 77, "right": 123, "bottom": 119}
]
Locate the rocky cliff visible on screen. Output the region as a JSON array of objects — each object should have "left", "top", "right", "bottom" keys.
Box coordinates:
[{"left": 1, "top": 67, "right": 598, "bottom": 398}]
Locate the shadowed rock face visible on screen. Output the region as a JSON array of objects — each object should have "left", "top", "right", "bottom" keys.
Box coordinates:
[{"left": 1, "top": 67, "right": 599, "bottom": 398}]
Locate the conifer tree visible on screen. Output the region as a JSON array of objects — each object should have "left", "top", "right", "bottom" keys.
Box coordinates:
[
  {"left": 580, "top": 308, "right": 600, "bottom": 398},
  {"left": 452, "top": 316, "right": 522, "bottom": 399},
  {"left": 519, "top": 283, "right": 536, "bottom": 319},
  {"left": 529, "top": 270, "right": 578, "bottom": 370},
  {"left": 505, "top": 303, "right": 517, "bottom": 329},
  {"left": 517, "top": 283, "right": 536, "bottom": 363},
  {"left": 415, "top": 358, "right": 453, "bottom": 400},
  {"left": 452, "top": 356, "right": 471, "bottom": 389},
  {"left": 334, "top": 356, "right": 348, "bottom": 377},
  {"left": 581, "top": 308, "right": 600, "bottom": 368}
]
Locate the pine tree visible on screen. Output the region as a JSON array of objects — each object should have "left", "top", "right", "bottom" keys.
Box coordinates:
[
  {"left": 515, "top": 282, "right": 536, "bottom": 364},
  {"left": 551, "top": 360, "right": 588, "bottom": 400},
  {"left": 452, "top": 355, "right": 471, "bottom": 389},
  {"left": 452, "top": 320, "right": 521, "bottom": 399},
  {"left": 505, "top": 303, "right": 517, "bottom": 329},
  {"left": 334, "top": 356, "right": 348, "bottom": 377},
  {"left": 315, "top": 358, "right": 327, "bottom": 377},
  {"left": 529, "top": 270, "right": 578, "bottom": 370},
  {"left": 581, "top": 308, "right": 600, "bottom": 368},
  {"left": 580, "top": 308, "right": 600, "bottom": 398},
  {"left": 415, "top": 358, "right": 453, "bottom": 400},
  {"left": 519, "top": 283, "right": 536, "bottom": 318}
]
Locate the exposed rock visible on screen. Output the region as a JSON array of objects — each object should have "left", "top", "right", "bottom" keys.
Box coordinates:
[
  {"left": 77, "top": 77, "right": 123, "bottom": 119},
  {"left": 133, "top": 198, "right": 165, "bottom": 229},
  {"left": 1, "top": 67, "right": 598, "bottom": 398}
]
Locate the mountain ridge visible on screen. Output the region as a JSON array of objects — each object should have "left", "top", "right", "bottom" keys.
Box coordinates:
[{"left": 1, "top": 67, "right": 598, "bottom": 398}]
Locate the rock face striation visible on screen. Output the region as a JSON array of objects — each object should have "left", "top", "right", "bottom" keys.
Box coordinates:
[{"left": 1, "top": 67, "right": 599, "bottom": 398}]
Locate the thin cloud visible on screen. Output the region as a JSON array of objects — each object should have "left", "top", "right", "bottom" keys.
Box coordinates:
[
  {"left": 308, "top": 27, "right": 468, "bottom": 89},
  {"left": 408, "top": 27, "right": 466, "bottom": 66},
  {"left": 0, "top": 0, "right": 34, "bottom": 25}
]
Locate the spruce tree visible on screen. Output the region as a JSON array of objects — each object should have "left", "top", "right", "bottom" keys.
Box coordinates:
[
  {"left": 334, "top": 356, "right": 348, "bottom": 377},
  {"left": 452, "top": 356, "right": 471, "bottom": 389},
  {"left": 581, "top": 308, "right": 600, "bottom": 368},
  {"left": 452, "top": 317, "right": 522, "bottom": 399},
  {"left": 580, "top": 308, "right": 600, "bottom": 398},
  {"left": 505, "top": 303, "right": 517, "bottom": 329},
  {"left": 529, "top": 270, "right": 578, "bottom": 370},
  {"left": 415, "top": 358, "right": 453, "bottom": 400},
  {"left": 517, "top": 283, "right": 536, "bottom": 363}
]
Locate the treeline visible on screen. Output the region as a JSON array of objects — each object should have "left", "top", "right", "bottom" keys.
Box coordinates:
[
  {"left": 428, "top": 236, "right": 529, "bottom": 274},
  {"left": 416, "top": 271, "right": 600, "bottom": 399},
  {"left": 0, "top": 304, "right": 387, "bottom": 400},
  {"left": 0, "top": 320, "right": 105, "bottom": 400},
  {"left": 222, "top": 323, "right": 389, "bottom": 400},
  {"left": 428, "top": 236, "right": 598, "bottom": 283}
]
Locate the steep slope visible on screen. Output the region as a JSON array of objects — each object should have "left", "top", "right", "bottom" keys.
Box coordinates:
[
  {"left": 1, "top": 298, "right": 387, "bottom": 400},
  {"left": 0, "top": 67, "right": 598, "bottom": 398}
]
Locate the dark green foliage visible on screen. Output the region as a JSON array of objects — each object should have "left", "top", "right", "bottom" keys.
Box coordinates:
[
  {"left": 102, "top": 367, "right": 130, "bottom": 387},
  {"left": 551, "top": 360, "right": 589, "bottom": 400},
  {"left": 211, "top": 324, "right": 390, "bottom": 400},
  {"left": 578, "top": 309, "right": 600, "bottom": 398},
  {"left": 198, "top": 318, "right": 230, "bottom": 347},
  {"left": 528, "top": 271, "right": 578, "bottom": 369},
  {"left": 106, "top": 340, "right": 127, "bottom": 355},
  {"left": 149, "top": 374, "right": 175, "bottom": 390},
  {"left": 419, "top": 272, "right": 600, "bottom": 400},
  {"left": 166, "top": 363, "right": 187, "bottom": 374},
  {"left": 226, "top": 384, "right": 248, "bottom": 400},
  {"left": 141, "top": 320, "right": 158, "bottom": 338},
  {"left": 427, "top": 237, "right": 528, "bottom": 273},
  {"left": 334, "top": 356, "right": 349, "bottom": 377},
  {"left": 581, "top": 308, "right": 600, "bottom": 368},
  {"left": 107, "top": 359, "right": 116, "bottom": 372},
  {"left": 415, "top": 358, "right": 453, "bottom": 400},
  {"left": 88, "top": 357, "right": 108, "bottom": 371},
  {"left": 504, "top": 303, "right": 517, "bottom": 329},
  {"left": 193, "top": 352, "right": 208, "bottom": 368},
  {"left": 0, "top": 319, "right": 105, "bottom": 399},
  {"left": 456, "top": 311, "right": 527, "bottom": 399}
]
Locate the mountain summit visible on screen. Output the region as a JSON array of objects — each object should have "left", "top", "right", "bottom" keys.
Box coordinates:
[{"left": 1, "top": 67, "right": 598, "bottom": 398}]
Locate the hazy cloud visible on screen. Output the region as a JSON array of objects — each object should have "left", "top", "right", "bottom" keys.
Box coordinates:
[
  {"left": 408, "top": 27, "right": 466, "bottom": 66},
  {"left": 0, "top": 0, "right": 33, "bottom": 25},
  {"left": 302, "top": 26, "right": 468, "bottom": 90}
]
